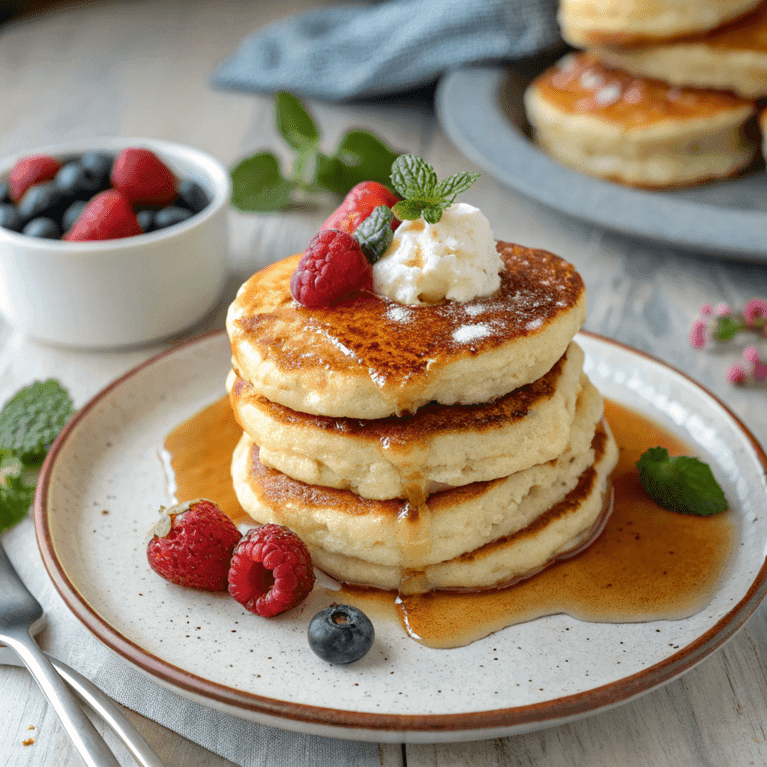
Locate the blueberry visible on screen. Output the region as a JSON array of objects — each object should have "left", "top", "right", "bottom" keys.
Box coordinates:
[
  {"left": 153, "top": 206, "right": 194, "bottom": 230},
  {"left": 136, "top": 209, "right": 156, "bottom": 233},
  {"left": 176, "top": 180, "right": 209, "bottom": 213},
  {"left": 0, "top": 203, "right": 23, "bottom": 232},
  {"left": 55, "top": 161, "right": 100, "bottom": 200},
  {"left": 308, "top": 605, "right": 374, "bottom": 664},
  {"left": 23, "top": 217, "right": 60, "bottom": 239},
  {"left": 17, "top": 182, "right": 66, "bottom": 222},
  {"left": 61, "top": 199, "right": 87, "bottom": 234},
  {"left": 0, "top": 182, "right": 10, "bottom": 205},
  {"left": 79, "top": 152, "right": 114, "bottom": 191}
]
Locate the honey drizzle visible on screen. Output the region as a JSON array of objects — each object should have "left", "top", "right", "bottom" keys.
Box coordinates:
[{"left": 162, "top": 397, "right": 736, "bottom": 650}]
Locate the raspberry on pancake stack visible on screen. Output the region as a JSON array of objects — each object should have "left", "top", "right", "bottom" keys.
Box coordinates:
[
  {"left": 524, "top": 0, "right": 767, "bottom": 187},
  {"left": 226, "top": 165, "right": 618, "bottom": 594}
]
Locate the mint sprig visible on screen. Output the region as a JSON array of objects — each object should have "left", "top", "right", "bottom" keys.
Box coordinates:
[
  {"left": 0, "top": 380, "right": 73, "bottom": 535},
  {"left": 353, "top": 205, "right": 394, "bottom": 264},
  {"left": 390, "top": 154, "right": 480, "bottom": 224},
  {"left": 636, "top": 447, "right": 727, "bottom": 517},
  {"left": 230, "top": 92, "right": 400, "bottom": 212}
]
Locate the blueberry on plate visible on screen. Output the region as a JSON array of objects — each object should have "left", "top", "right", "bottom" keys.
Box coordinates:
[
  {"left": 23, "top": 217, "right": 60, "bottom": 239},
  {"left": 61, "top": 199, "right": 88, "bottom": 234},
  {"left": 308, "top": 604, "right": 375, "bottom": 664},
  {"left": 153, "top": 206, "right": 193, "bottom": 230},
  {"left": 0, "top": 203, "right": 23, "bottom": 232},
  {"left": 176, "top": 179, "right": 209, "bottom": 213}
]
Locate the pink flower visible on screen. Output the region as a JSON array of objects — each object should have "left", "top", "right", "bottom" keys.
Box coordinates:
[
  {"left": 689, "top": 319, "right": 707, "bottom": 350},
  {"left": 726, "top": 363, "right": 747, "bottom": 385},
  {"left": 743, "top": 299, "right": 767, "bottom": 330}
]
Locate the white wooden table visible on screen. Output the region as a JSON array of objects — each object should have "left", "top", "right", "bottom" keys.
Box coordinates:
[{"left": 1, "top": 1, "right": 767, "bottom": 765}]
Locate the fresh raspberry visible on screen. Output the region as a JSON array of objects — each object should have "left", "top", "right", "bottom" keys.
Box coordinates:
[
  {"left": 147, "top": 499, "right": 242, "bottom": 591},
  {"left": 9, "top": 154, "right": 62, "bottom": 202},
  {"left": 290, "top": 229, "right": 372, "bottom": 308},
  {"left": 64, "top": 190, "right": 143, "bottom": 241},
  {"left": 110, "top": 147, "right": 177, "bottom": 207},
  {"left": 228, "top": 524, "right": 315, "bottom": 618},
  {"left": 322, "top": 181, "right": 400, "bottom": 234}
]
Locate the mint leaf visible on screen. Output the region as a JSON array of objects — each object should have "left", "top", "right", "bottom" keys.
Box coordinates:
[
  {"left": 0, "top": 453, "right": 34, "bottom": 534},
  {"left": 636, "top": 447, "right": 727, "bottom": 516},
  {"left": 0, "top": 380, "right": 73, "bottom": 464},
  {"left": 714, "top": 316, "right": 745, "bottom": 342},
  {"left": 334, "top": 130, "right": 399, "bottom": 188},
  {"left": 390, "top": 154, "right": 480, "bottom": 223},
  {"left": 422, "top": 206, "right": 444, "bottom": 225},
  {"left": 435, "top": 171, "right": 481, "bottom": 203},
  {"left": 390, "top": 154, "right": 439, "bottom": 200},
  {"left": 391, "top": 199, "right": 424, "bottom": 221},
  {"left": 353, "top": 206, "right": 394, "bottom": 264},
  {"left": 275, "top": 92, "right": 320, "bottom": 151},
  {"left": 230, "top": 152, "right": 293, "bottom": 212}
]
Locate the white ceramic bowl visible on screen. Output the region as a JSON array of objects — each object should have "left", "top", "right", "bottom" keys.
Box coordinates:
[{"left": 0, "top": 137, "right": 230, "bottom": 348}]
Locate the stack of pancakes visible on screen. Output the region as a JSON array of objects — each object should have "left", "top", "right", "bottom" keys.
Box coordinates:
[
  {"left": 525, "top": 0, "right": 767, "bottom": 187},
  {"left": 226, "top": 243, "right": 618, "bottom": 593}
]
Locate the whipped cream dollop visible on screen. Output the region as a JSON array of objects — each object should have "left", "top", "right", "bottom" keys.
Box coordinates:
[{"left": 372, "top": 202, "right": 504, "bottom": 306}]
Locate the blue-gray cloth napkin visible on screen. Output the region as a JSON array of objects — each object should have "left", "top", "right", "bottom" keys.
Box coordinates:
[{"left": 212, "top": 0, "right": 561, "bottom": 100}]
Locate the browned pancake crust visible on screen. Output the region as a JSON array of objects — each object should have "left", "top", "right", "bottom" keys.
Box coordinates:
[
  {"left": 532, "top": 52, "right": 754, "bottom": 129},
  {"left": 243, "top": 420, "right": 606, "bottom": 521},
  {"left": 230, "top": 350, "right": 569, "bottom": 447},
  {"left": 229, "top": 242, "right": 584, "bottom": 397}
]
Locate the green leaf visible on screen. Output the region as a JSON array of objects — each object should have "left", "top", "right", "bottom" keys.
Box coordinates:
[
  {"left": 230, "top": 152, "right": 293, "bottom": 212},
  {"left": 314, "top": 153, "right": 350, "bottom": 197},
  {"left": 333, "top": 130, "right": 399, "bottom": 188},
  {"left": 0, "top": 380, "right": 73, "bottom": 465},
  {"left": 0, "top": 453, "right": 34, "bottom": 534},
  {"left": 275, "top": 92, "right": 320, "bottom": 151},
  {"left": 714, "top": 316, "right": 745, "bottom": 342},
  {"left": 390, "top": 154, "right": 439, "bottom": 200},
  {"left": 422, "top": 206, "right": 444, "bottom": 224},
  {"left": 353, "top": 206, "right": 394, "bottom": 264},
  {"left": 392, "top": 199, "right": 425, "bottom": 221},
  {"left": 435, "top": 171, "right": 481, "bottom": 203},
  {"left": 636, "top": 447, "right": 727, "bottom": 516}
]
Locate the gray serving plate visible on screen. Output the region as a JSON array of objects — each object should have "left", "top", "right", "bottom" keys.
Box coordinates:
[{"left": 436, "top": 64, "right": 767, "bottom": 260}]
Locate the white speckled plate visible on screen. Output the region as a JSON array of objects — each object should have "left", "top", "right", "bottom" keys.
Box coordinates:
[
  {"left": 436, "top": 64, "right": 767, "bottom": 259},
  {"left": 35, "top": 331, "right": 767, "bottom": 743}
]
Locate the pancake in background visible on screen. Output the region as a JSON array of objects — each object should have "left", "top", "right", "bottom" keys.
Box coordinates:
[
  {"left": 231, "top": 378, "right": 606, "bottom": 583},
  {"left": 226, "top": 244, "right": 586, "bottom": 420},
  {"left": 592, "top": 3, "right": 767, "bottom": 99},
  {"left": 558, "top": 0, "right": 762, "bottom": 47},
  {"left": 228, "top": 343, "right": 584, "bottom": 501},
  {"left": 524, "top": 53, "right": 757, "bottom": 188}
]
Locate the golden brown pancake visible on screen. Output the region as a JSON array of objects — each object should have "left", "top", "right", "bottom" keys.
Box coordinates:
[
  {"left": 228, "top": 342, "right": 585, "bottom": 500},
  {"left": 558, "top": 0, "right": 762, "bottom": 47},
  {"left": 226, "top": 243, "right": 587, "bottom": 419},
  {"left": 592, "top": 3, "right": 767, "bottom": 98},
  {"left": 524, "top": 53, "right": 757, "bottom": 187},
  {"left": 230, "top": 379, "right": 607, "bottom": 583}
]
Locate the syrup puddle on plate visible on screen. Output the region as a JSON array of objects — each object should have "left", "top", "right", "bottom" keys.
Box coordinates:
[{"left": 161, "top": 396, "right": 736, "bottom": 649}]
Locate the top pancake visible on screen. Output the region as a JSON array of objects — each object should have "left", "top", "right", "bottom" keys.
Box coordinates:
[
  {"left": 558, "top": 0, "right": 761, "bottom": 47},
  {"left": 591, "top": 3, "right": 767, "bottom": 98},
  {"left": 227, "top": 242, "right": 586, "bottom": 419}
]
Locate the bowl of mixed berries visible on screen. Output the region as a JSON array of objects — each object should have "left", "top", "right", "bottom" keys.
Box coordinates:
[{"left": 0, "top": 138, "right": 230, "bottom": 348}]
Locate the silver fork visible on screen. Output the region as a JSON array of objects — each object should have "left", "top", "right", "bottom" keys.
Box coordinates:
[{"left": 0, "top": 541, "right": 149, "bottom": 767}]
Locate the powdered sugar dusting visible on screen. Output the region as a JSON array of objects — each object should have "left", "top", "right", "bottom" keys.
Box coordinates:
[
  {"left": 526, "top": 318, "right": 544, "bottom": 331},
  {"left": 385, "top": 305, "right": 414, "bottom": 323},
  {"left": 453, "top": 324, "right": 491, "bottom": 344}
]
